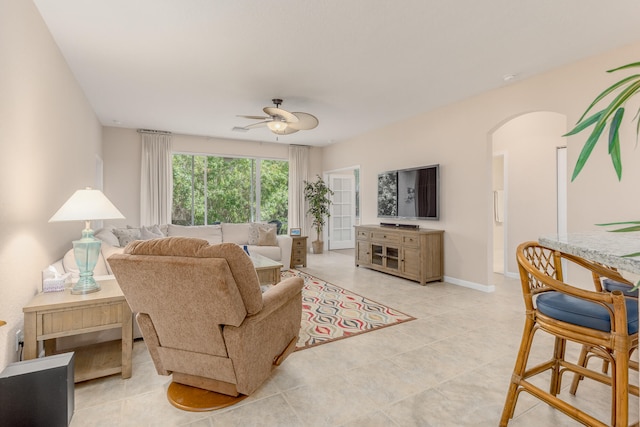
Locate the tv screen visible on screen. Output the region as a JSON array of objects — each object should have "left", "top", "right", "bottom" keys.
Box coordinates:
[{"left": 377, "top": 164, "right": 439, "bottom": 220}]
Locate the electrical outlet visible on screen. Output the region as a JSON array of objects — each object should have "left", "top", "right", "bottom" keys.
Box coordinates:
[{"left": 15, "top": 329, "right": 23, "bottom": 352}]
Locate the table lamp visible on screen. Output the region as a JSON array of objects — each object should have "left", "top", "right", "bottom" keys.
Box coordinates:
[{"left": 49, "top": 188, "right": 124, "bottom": 294}]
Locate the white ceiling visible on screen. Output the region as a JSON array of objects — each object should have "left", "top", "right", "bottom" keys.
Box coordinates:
[{"left": 34, "top": 0, "right": 640, "bottom": 147}]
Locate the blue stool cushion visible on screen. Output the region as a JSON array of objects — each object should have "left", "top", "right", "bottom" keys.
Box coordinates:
[
  {"left": 536, "top": 292, "right": 638, "bottom": 334},
  {"left": 602, "top": 278, "right": 639, "bottom": 297}
]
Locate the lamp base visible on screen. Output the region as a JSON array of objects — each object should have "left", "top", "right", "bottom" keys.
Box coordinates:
[
  {"left": 70, "top": 278, "right": 101, "bottom": 295},
  {"left": 71, "top": 228, "right": 102, "bottom": 295}
]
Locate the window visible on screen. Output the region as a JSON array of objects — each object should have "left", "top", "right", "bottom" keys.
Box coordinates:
[{"left": 172, "top": 154, "right": 288, "bottom": 232}]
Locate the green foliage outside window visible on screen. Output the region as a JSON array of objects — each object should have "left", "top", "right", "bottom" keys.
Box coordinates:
[{"left": 172, "top": 154, "right": 288, "bottom": 232}]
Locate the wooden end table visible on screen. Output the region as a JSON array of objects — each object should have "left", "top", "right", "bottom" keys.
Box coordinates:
[
  {"left": 22, "top": 279, "right": 133, "bottom": 383},
  {"left": 290, "top": 235, "right": 308, "bottom": 267},
  {"left": 250, "top": 253, "right": 283, "bottom": 285}
]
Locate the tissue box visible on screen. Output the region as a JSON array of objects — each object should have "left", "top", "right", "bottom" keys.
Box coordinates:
[
  {"left": 43, "top": 278, "right": 66, "bottom": 293},
  {"left": 42, "top": 265, "right": 69, "bottom": 293}
]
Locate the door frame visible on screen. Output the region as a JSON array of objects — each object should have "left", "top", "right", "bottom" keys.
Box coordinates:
[{"left": 324, "top": 165, "right": 360, "bottom": 250}]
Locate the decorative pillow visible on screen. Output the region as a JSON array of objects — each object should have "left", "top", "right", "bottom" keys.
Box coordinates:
[
  {"left": 167, "top": 224, "right": 223, "bottom": 244},
  {"left": 94, "top": 228, "right": 120, "bottom": 247},
  {"left": 140, "top": 224, "right": 164, "bottom": 240},
  {"left": 258, "top": 225, "right": 277, "bottom": 246},
  {"left": 221, "top": 223, "right": 250, "bottom": 245},
  {"left": 248, "top": 222, "right": 264, "bottom": 245},
  {"left": 113, "top": 227, "right": 141, "bottom": 247}
]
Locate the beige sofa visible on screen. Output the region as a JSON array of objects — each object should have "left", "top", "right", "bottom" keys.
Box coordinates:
[{"left": 49, "top": 222, "right": 292, "bottom": 281}]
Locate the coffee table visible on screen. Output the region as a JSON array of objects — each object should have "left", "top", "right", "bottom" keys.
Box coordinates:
[{"left": 250, "top": 253, "right": 283, "bottom": 285}]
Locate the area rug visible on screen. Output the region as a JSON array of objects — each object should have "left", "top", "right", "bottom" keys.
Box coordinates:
[{"left": 280, "top": 269, "right": 416, "bottom": 351}]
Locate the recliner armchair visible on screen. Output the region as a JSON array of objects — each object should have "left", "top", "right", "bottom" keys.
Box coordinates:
[{"left": 108, "top": 237, "right": 303, "bottom": 411}]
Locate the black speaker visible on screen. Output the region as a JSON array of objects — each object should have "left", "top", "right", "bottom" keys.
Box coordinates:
[{"left": 0, "top": 352, "right": 74, "bottom": 427}]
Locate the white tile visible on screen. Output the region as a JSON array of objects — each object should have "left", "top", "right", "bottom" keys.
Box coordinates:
[{"left": 71, "top": 250, "right": 638, "bottom": 426}]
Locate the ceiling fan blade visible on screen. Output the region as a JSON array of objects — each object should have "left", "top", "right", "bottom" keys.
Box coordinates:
[
  {"left": 288, "top": 112, "right": 319, "bottom": 130},
  {"left": 263, "top": 107, "right": 299, "bottom": 123},
  {"left": 237, "top": 115, "right": 269, "bottom": 120},
  {"left": 243, "top": 120, "right": 270, "bottom": 130},
  {"left": 271, "top": 127, "right": 299, "bottom": 135}
]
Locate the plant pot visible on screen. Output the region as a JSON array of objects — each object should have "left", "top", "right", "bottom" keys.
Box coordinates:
[{"left": 312, "top": 240, "right": 324, "bottom": 254}]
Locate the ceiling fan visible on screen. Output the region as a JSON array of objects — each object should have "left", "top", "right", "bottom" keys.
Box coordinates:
[{"left": 236, "top": 99, "right": 319, "bottom": 135}]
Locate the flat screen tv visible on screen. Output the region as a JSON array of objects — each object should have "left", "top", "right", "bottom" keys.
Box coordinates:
[{"left": 377, "top": 164, "right": 439, "bottom": 220}]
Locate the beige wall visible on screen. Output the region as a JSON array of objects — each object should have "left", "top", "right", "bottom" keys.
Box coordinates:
[
  {"left": 4, "top": 1, "right": 640, "bottom": 372},
  {"left": 102, "top": 127, "right": 140, "bottom": 228},
  {"left": 321, "top": 42, "right": 640, "bottom": 289},
  {"left": 0, "top": 0, "right": 103, "bottom": 369},
  {"left": 493, "top": 112, "right": 566, "bottom": 276},
  {"left": 102, "top": 128, "right": 290, "bottom": 228}
]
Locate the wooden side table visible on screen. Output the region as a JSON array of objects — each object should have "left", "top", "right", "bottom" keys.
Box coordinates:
[
  {"left": 22, "top": 279, "right": 133, "bottom": 383},
  {"left": 290, "top": 236, "right": 308, "bottom": 267},
  {"left": 250, "top": 253, "right": 283, "bottom": 285}
]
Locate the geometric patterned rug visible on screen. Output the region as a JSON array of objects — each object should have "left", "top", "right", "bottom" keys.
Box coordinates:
[{"left": 280, "top": 269, "right": 416, "bottom": 351}]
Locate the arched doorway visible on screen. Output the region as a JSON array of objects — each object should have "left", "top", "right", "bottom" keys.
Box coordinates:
[{"left": 490, "top": 112, "right": 567, "bottom": 279}]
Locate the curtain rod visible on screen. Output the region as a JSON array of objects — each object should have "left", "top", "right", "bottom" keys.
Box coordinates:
[{"left": 137, "top": 129, "right": 172, "bottom": 135}]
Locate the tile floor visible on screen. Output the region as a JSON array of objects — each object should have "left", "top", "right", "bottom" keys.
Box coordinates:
[{"left": 71, "top": 250, "right": 639, "bottom": 426}]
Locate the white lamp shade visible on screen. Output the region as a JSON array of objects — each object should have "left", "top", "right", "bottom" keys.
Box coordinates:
[
  {"left": 267, "top": 120, "right": 287, "bottom": 132},
  {"left": 49, "top": 188, "right": 124, "bottom": 222}
]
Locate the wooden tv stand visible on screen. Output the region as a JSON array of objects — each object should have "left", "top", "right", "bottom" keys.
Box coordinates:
[{"left": 355, "top": 225, "right": 443, "bottom": 285}]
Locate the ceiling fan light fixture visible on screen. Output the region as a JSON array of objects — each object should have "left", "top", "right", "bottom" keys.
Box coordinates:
[
  {"left": 267, "top": 119, "right": 287, "bottom": 132},
  {"left": 237, "top": 99, "right": 317, "bottom": 136}
]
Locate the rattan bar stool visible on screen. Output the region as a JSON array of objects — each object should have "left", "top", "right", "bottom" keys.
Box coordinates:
[
  {"left": 500, "top": 242, "right": 639, "bottom": 427},
  {"left": 571, "top": 275, "right": 639, "bottom": 396}
]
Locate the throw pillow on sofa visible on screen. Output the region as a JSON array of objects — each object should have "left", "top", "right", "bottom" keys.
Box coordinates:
[
  {"left": 140, "top": 224, "right": 164, "bottom": 240},
  {"left": 248, "top": 222, "right": 277, "bottom": 245},
  {"left": 113, "top": 228, "right": 141, "bottom": 246},
  {"left": 257, "top": 224, "right": 277, "bottom": 246},
  {"left": 94, "top": 228, "right": 120, "bottom": 247}
]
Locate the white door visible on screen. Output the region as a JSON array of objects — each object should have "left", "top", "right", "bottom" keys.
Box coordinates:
[{"left": 328, "top": 174, "right": 356, "bottom": 250}]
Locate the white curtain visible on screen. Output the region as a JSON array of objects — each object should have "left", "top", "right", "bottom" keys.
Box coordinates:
[
  {"left": 288, "top": 145, "right": 309, "bottom": 235},
  {"left": 140, "top": 131, "right": 172, "bottom": 226}
]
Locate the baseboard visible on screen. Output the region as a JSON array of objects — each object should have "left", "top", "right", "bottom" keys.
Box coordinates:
[
  {"left": 443, "top": 276, "right": 495, "bottom": 293},
  {"left": 504, "top": 271, "right": 518, "bottom": 280}
]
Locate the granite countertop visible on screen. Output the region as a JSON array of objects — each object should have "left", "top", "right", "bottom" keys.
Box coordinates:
[{"left": 539, "top": 231, "right": 640, "bottom": 275}]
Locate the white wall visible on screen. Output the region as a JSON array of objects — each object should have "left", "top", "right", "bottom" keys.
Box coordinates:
[
  {"left": 321, "top": 42, "right": 640, "bottom": 289},
  {"left": 0, "top": 0, "right": 103, "bottom": 370}
]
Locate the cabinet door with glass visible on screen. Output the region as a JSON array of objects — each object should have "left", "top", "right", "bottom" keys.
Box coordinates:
[{"left": 371, "top": 244, "right": 400, "bottom": 272}]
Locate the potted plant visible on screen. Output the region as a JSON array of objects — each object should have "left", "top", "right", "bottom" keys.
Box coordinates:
[
  {"left": 303, "top": 175, "right": 334, "bottom": 254},
  {"left": 566, "top": 62, "right": 640, "bottom": 240},
  {"left": 566, "top": 61, "right": 640, "bottom": 183}
]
